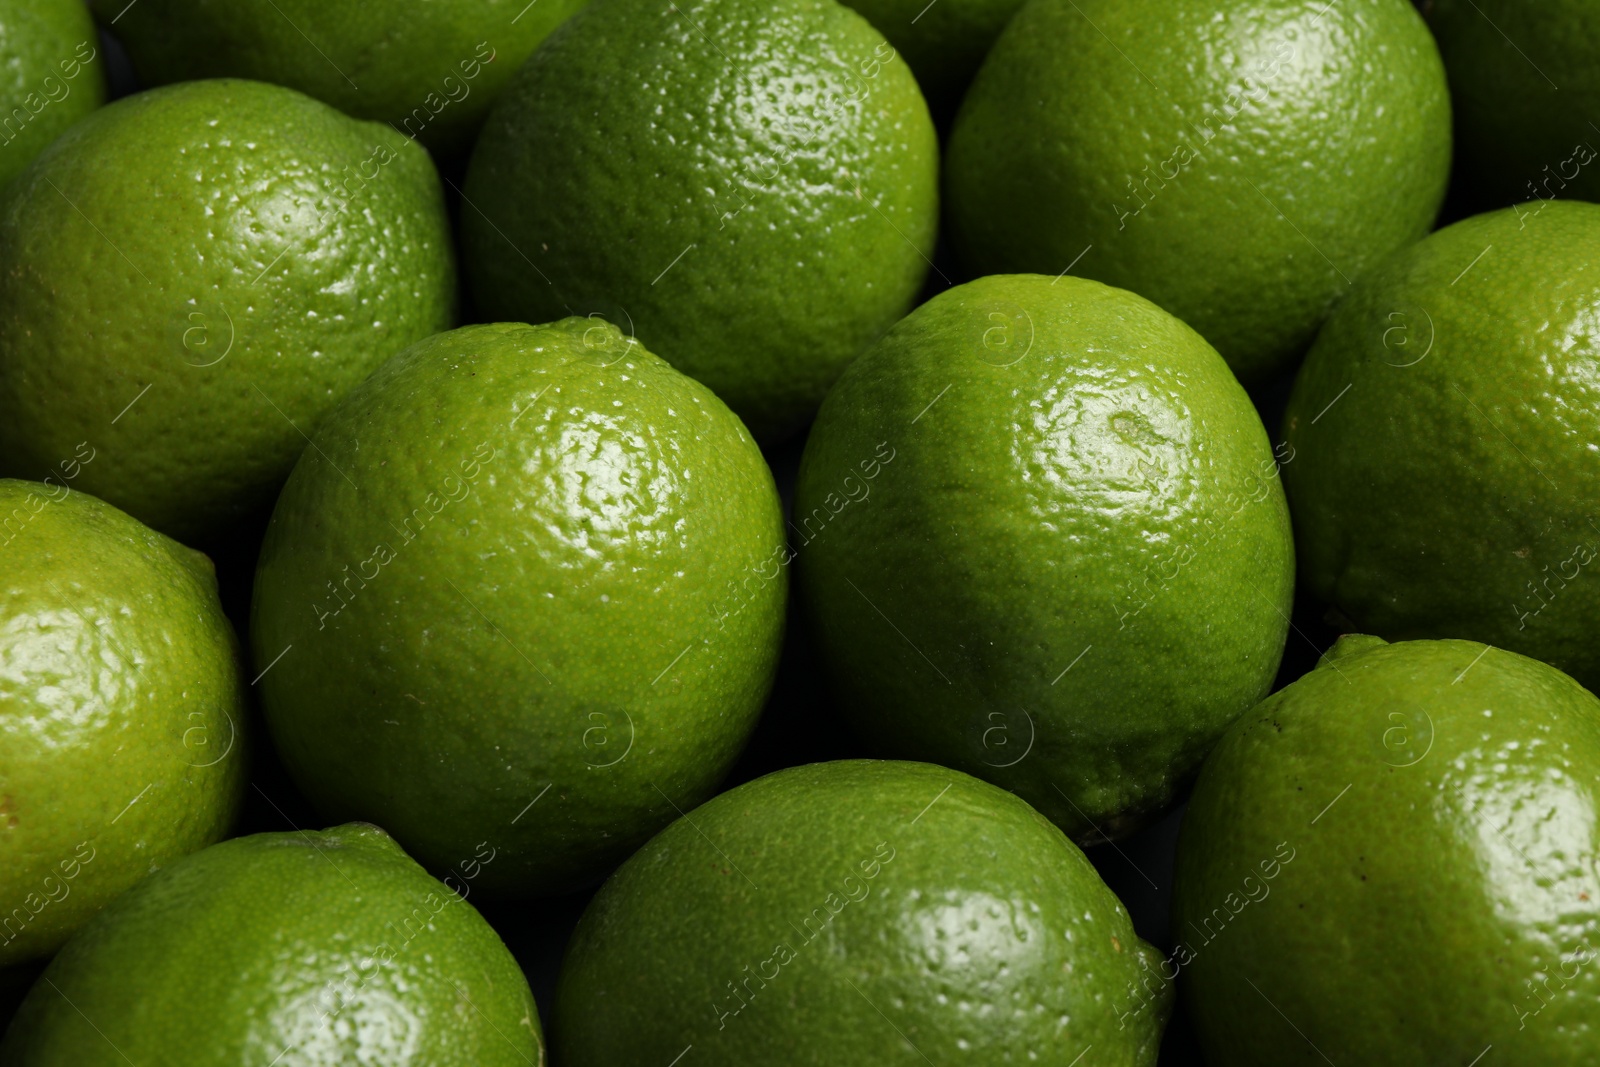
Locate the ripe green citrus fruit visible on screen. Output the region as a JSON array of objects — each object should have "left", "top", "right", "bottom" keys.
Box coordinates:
[
  {"left": 556, "top": 760, "right": 1170, "bottom": 1064},
  {"left": 463, "top": 0, "right": 939, "bottom": 442},
  {"left": 0, "top": 823, "right": 542, "bottom": 1066},
  {"left": 838, "top": 0, "right": 1025, "bottom": 115},
  {"left": 795, "top": 274, "right": 1293, "bottom": 843},
  {"left": 0, "top": 79, "right": 455, "bottom": 545},
  {"left": 252, "top": 319, "right": 786, "bottom": 897},
  {"left": 0, "top": 479, "right": 246, "bottom": 966},
  {"left": 0, "top": 0, "right": 104, "bottom": 187},
  {"left": 1283, "top": 201, "right": 1600, "bottom": 691},
  {"left": 945, "top": 0, "right": 1451, "bottom": 384},
  {"left": 90, "top": 0, "right": 584, "bottom": 155},
  {"left": 1429, "top": 0, "right": 1600, "bottom": 206},
  {"left": 1173, "top": 635, "right": 1600, "bottom": 1064}
]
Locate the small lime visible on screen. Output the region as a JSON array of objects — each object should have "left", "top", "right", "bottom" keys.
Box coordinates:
[
  {"left": 556, "top": 760, "right": 1170, "bottom": 1064},
  {"left": 1, "top": 823, "right": 541, "bottom": 1065},
  {"left": 1174, "top": 635, "right": 1600, "bottom": 1064},
  {"left": 0, "top": 479, "right": 245, "bottom": 966},
  {"left": 945, "top": 0, "right": 1451, "bottom": 383},
  {"left": 1283, "top": 200, "right": 1600, "bottom": 690},
  {"left": 463, "top": 0, "right": 939, "bottom": 441},
  {"left": 0, "top": 79, "right": 455, "bottom": 544},
  {"left": 795, "top": 273, "right": 1294, "bottom": 842},
  {"left": 252, "top": 320, "right": 786, "bottom": 896}
]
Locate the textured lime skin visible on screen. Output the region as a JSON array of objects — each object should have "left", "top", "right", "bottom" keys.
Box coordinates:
[
  {"left": 0, "top": 824, "right": 542, "bottom": 1066},
  {"left": 89, "top": 0, "right": 584, "bottom": 156},
  {"left": 556, "top": 760, "right": 1169, "bottom": 1065},
  {"left": 838, "top": 0, "right": 1025, "bottom": 115},
  {"left": 252, "top": 320, "right": 786, "bottom": 896},
  {"left": 1283, "top": 202, "right": 1600, "bottom": 690},
  {"left": 462, "top": 0, "right": 939, "bottom": 442},
  {"left": 795, "top": 275, "right": 1292, "bottom": 842},
  {"left": 945, "top": 0, "right": 1451, "bottom": 384},
  {"left": 1429, "top": 0, "right": 1600, "bottom": 206},
  {"left": 0, "top": 79, "right": 455, "bottom": 545},
  {"left": 0, "top": 480, "right": 245, "bottom": 966},
  {"left": 0, "top": 0, "right": 104, "bottom": 186},
  {"left": 1173, "top": 636, "right": 1600, "bottom": 1064}
]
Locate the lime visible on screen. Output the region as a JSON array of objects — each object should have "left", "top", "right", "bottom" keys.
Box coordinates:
[
  {"left": 0, "top": 0, "right": 104, "bottom": 187},
  {"left": 251, "top": 320, "right": 786, "bottom": 896},
  {"left": 1283, "top": 200, "right": 1600, "bottom": 690},
  {"left": 1173, "top": 635, "right": 1600, "bottom": 1064},
  {"left": 0, "top": 479, "right": 245, "bottom": 966},
  {"left": 1429, "top": 0, "right": 1600, "bottom": 206},
  {"left": 1, "top": 823, "right": 541, "bottom": 1065},
  {"left": 462, "top": 0, "right": 939, "bottom": 442},
  {"left": 945, "top": 0, "right": 1451, "bottom": 384},
  {"left": 838, "top": 0, "right": 1025, "bottom": 115},
  {"left": 0, "top": 78, "right": 455, "bottom": 545},
  {"left": 556, "top": 759, "right": 1170, "bottom": 1064},
  {"left": 794, "top": 274, "right": 1293, "bottom": 843},
  {"left": 90, "top": 0, "right": 584, "bottom": 155}
]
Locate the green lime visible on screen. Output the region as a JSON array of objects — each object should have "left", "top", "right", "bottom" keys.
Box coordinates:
[
  {"left": 945, "top": 0, "right": 1451, "bottom": 384},
  {"left": 1173, "top": 635, "right": 1600, "bottom": 1064},
  {"left": 0, "top": 479, "right": 245, "bottom": 966},
  {"left": 0, "top": 823, "right": 541, "bottom": 1065},
  {"left": 0, "top": 78, "right": 455, "bottom": 545},
  {"left": 556, "top": 759, "right": 1170, "bottom": 1064},
  {"left": 1283, "top": 201, "right": 1600, "bottom": 690},
  {"left": 1429, "top": 0, "right": 1600, "bottom": 206},
  {"left": 838, "top": 0, "right": 1025, "bottom": 116},
  {"left": 462, "top": 0, "right": 939, "bottom": 442},
  {"left": 251, "top": 320, "right": 786, "bottom": 896},
  {"left": 0, "top": 0, "right": 104, "bottom": 187},
  {"left": 89, "top": 0, "right": 584, "bottom": 155},
  {"left": 794, "top": 274, "right": 1293, "bottom": 842}
]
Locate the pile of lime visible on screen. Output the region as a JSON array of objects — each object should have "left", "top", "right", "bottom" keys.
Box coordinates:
[{"left": 0, "top": 0, "right": 1596, "bottom": 1062}]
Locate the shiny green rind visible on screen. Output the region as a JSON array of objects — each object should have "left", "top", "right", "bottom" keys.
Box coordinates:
[
  {"left": 795, "top": 274, "right": 1293, "bottom": 843},
  {"left": 0, "top": 79, "right": 455, "bottom": 544},
  {"left": 1173, "top": 635, "right": 1600, "bottom": 1065},
  {"left": 462, "top": 0, "right": 939, "bottom": 442},
  {"left": 555, "top": 760, "right": 1169, "bottom": 1065},
  {"left": 89, "top": 0, "right": 584, "bottom": 156},
  {"left": 0, "top": 480, "right": 246, "bottom": 965},
  {"left": 945, "top": 0, "right": 1451, "bottom": 384},
  {"left": 0, "top": 0, "right": 105, "bottom": 187},
  {"left": 0, "top": 824, "right": 541, "bottom": 1066},
  {"left": 1283, "top": 201, "right": 1600, "bottom": 691},
  {"left": 251, "top": 320, "right": 786, "bottom": 897}
]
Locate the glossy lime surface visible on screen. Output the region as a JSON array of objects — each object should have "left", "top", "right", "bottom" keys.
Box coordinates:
[
  {"left": 1174, "top": 635, "right": 1600, "bottom": 1064},
  {"left": 0, "top": 79, "right": 455, "bottom": 544},
  {"left": 252, "top": 320, "right": 786, "bottom": 896},
  {"left": 796, "top": 274, "right": 1292, "bottom": 843},
  {"left": 462, "top": 0, "right": 939, "bottom": 441},
  {"left": 945, "top": 0, "right": 1451, "bottom": 383},
  {"left": 1283, "top": 201, "right": 1600, "bottom": 691},
  {"left": 0, "top": 824, "right": 541, "bottom": 1066},
  {"left": 556, "top": 760, "right": 1169, "bottom": 1065},
  {"left": 0, "top": 479, "right": 245, "bottom": 965}
]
